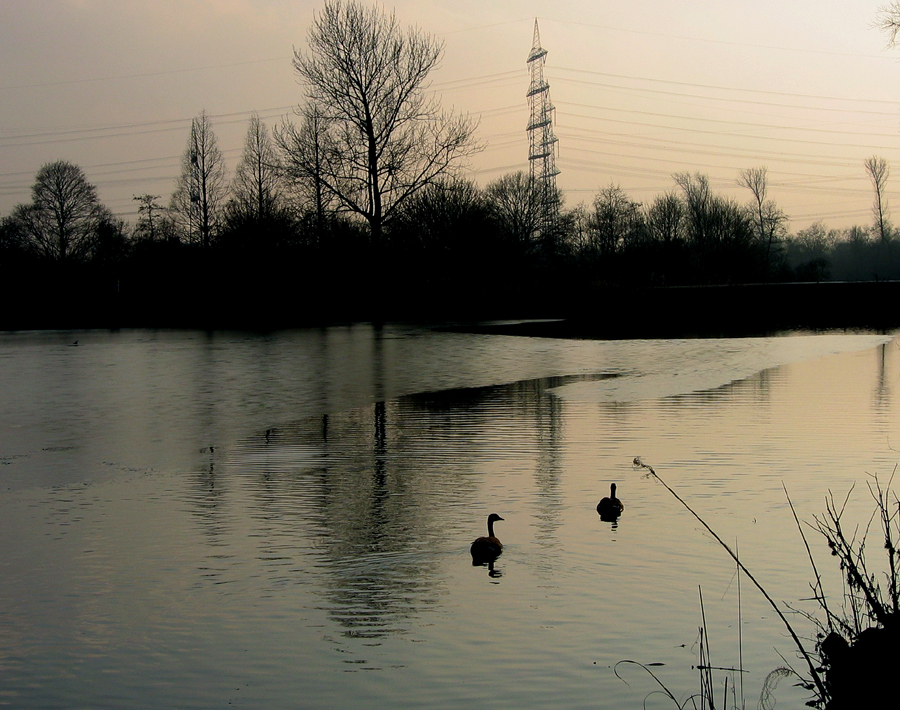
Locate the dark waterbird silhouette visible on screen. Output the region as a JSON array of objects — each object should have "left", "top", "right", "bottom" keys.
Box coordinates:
[
  {"left": 471, "top": 513, "right": 504, "bottom": 562},
  {"left": 597, "top": 483, "right": 624, "bottom": 520}
]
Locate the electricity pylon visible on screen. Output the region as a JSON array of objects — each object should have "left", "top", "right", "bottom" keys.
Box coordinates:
[{"left": 526, "top": 18, "right": 560, "bottom": 236}]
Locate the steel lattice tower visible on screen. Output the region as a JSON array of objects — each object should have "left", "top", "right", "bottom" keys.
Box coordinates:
[{"left": 526, "top": 19, "right": 560, "bottom": 233}]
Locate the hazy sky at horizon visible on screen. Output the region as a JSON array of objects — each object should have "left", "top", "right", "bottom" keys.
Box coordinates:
[{"left": 2, "top": 0, "right": 899, "bottom": 231}]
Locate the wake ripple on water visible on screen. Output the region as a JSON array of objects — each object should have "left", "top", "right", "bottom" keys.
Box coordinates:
[{"left": 550, "top": 333, "right": 892, "bottom": 403}]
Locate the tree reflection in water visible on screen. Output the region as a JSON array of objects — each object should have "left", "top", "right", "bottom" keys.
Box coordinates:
[{"left": 193, "top": 373, "right": 607, "bottom": 645}]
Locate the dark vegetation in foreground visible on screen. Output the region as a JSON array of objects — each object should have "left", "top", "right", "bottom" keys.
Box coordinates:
[{"left": 632, "top": 458, "right": 899, "bottom": 710}]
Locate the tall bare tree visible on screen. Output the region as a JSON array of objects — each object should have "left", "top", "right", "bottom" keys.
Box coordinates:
[
  {"left": 230, "top": 113, "right": 283, "bottom": 223},
  {"left": 288, "top": 0, "right": 480, "bottom": 246},
  {"left": 738, "top": 166, "right": 769, "bottom": 244},
  {"left": 738, "top": 166, "right": 787, "bottom": 267},
  {"left": 673, "top": 172, "right": 714, "bottom": 247},
  {"left": 277, "top": 102, "right": 336, "bottom": 235},
  {"left": 864, "top": 156, "right": 891, "bottom": 243},
  {"left": 170, "top": 110, "right": 227, "bottom": 248},
  {"left": 12, "top": 160, "right": 104, "bottom": 261}
]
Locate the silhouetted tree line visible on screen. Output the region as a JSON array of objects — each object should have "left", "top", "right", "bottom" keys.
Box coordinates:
[
  {"left": 2, "top": 0, "right": 898, "bottom": 329},
  {"left": 3, "top": 151, "right": 899, "bottom": 329}
]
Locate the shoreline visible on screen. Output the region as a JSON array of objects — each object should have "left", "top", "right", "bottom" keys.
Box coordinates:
[{"left": 4, "top": 281, "right": 900, "bottom": 337}]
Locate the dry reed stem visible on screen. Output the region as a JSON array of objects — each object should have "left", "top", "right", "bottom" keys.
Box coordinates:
[{"left": 633, "top": 457, "right": 829, "bottom": 704}]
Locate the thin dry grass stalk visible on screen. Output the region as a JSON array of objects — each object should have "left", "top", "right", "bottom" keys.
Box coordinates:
[{"left": 633, "top": 457, "right": 829, "bottom": 706}]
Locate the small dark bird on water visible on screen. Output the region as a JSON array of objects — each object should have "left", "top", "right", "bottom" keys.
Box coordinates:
[
  {"left": 597, "top": 483, "right": 624, "bottom": 520},
  {"left": 471, "top": 513, "right": 504, "bottom": 560}
]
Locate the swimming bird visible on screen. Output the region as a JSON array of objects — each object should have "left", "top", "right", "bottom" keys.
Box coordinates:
[
  {"left": 597, "top": 483, "right": 624, "bottom": 520},
  {"left": 470, "top": 513, "right": 504, "bottom": 560}
]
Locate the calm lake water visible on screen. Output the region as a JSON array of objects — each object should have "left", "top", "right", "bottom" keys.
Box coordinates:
[{"left": 1, "top": 324, "right": 898, "bottom": 709}]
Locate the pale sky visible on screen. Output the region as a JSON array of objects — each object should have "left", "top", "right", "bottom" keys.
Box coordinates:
[{"left": 2, "top": 0, "right": 899, "bottom": 231}]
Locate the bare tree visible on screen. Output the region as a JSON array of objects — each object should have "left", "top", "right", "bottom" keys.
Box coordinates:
[
  {"left": 877, "top": 2, "right": 900, "bottom": 45},
  {"left": 864, "top": 156, "right": 890, "bottom": 243},
  {"left": 588, "top": 184, "right": 643, "bottom": 258},
  {"left": 484, "top": 171, "right": 546, "bottom": 254},
  {"left": 674, "top": 172, "right": 758, "bottom": 282},
  {"left": 230, "top": 113, "right": 283, "bottom": 223},
  {"left": 676, "top": 171, "right": 756, "bottom": 248},
  {"left": 738, "top": 166, "right": 787, "bottom": 267},
  {"left": 170, "top": 111, "right": 227, "bottom": 248},
  {"left": 673, "top": 172, "right": 716, "bottom": 248},
  {"left": 12, "top": 160, "right": 104, "bottom": 261},
  {"left": 738, "top": 166, "right": 769, "bottom": 243},
  {"left": 133, "top": 194, "right": 162, "bottom": 241},
  {"left": 288, "top": 0, "right": 480, "bottom": 246},
  {"left": 645, "top": 192, "right": 684, "bottom": 246},
  {"left": 277, "top": 102, "right": 336, "bottom": 235},
  {"left": 388, "top": 177, "right": 491, "bottom": 264}
]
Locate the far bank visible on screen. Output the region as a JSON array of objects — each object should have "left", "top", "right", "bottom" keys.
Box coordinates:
[{"left": 3, "top": 279, "right": 900, "bottom": 336}]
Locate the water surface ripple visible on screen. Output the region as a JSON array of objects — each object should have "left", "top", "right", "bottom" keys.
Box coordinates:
[{"left": 0, "top": 326, "right": 896, "bottom": 709}]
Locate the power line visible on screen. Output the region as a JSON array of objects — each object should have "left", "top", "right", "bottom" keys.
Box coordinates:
[
  {"left": 0, "top": 107, "right": 294, "bottom": 148},
  {"left": 557, "top": 99, "right": 900, "bottom": 142},
  {"left": 551, "top": 75, "right": 900, "bottom": 118},
  {"left": 1, "top": 48, "right": 892, "bottom": 228},
  {"left": 3, "top": 62, "right": 896, "bottom": 149},
  {"left": 0, "top": 57, "right": 292, "bottom": 91},
  {"left": 548, "top": 65, "right": 900, "bottom": 107},
  {"left": 559, "top": 108, "right": 900, "bottom": 153},
  {"left": 537, "top": 16, "right": 897, "bottom": 61}
]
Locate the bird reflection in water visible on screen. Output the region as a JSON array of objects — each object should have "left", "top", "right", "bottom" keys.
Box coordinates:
[{"left": 471, "top": 555, "right": 503, "bottom": 580}]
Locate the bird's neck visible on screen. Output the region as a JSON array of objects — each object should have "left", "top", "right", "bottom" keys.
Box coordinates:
[{"left": 487, "top": 520, "right": 495, "bottom": 538}]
